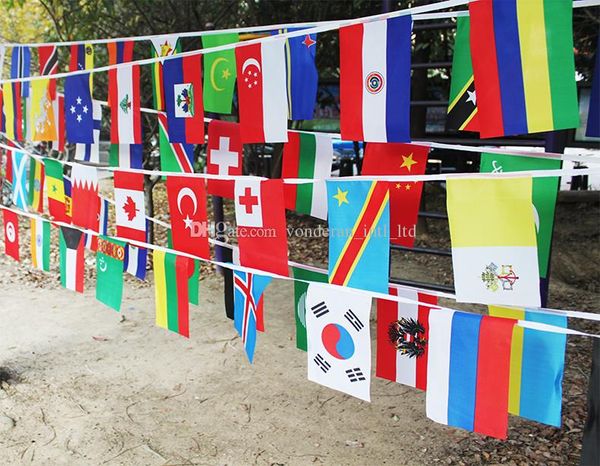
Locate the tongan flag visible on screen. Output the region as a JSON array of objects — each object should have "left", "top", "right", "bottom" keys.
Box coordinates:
[
  {"left": 64, "top": 73, "right": 94, "bottom": 144},
  {"left": 114, "top": 171, "right": 146, "bottom": 242},
  {"left": 235, "top": 40, "right": 288, "bottom": 143},
  {"left": 59, "top": 226, "right": 85, "bottom": 293},
  {"left": 163, "top": 55, "right": 204, "bottom": 144},
  {"left": 339, "top": 15, "right": 412, "bottom": 142},
  {"left": 108, "top": 64, "right": 142, "bottom": 144}
]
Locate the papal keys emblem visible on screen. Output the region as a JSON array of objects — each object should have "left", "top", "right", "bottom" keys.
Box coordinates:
[
  {"left": 365, "top": 71, "right": 384, "bottom": 94},
  {"left": 481, "top": 262, "right": 519, "bottom": 292},
  {"left": 388, "top": 317, "right": 427, "bottom": 358}
]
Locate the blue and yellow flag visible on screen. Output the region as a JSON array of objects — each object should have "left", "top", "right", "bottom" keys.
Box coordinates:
[{"left": 326, "top": 180, "right": 390, "bottom": 293}]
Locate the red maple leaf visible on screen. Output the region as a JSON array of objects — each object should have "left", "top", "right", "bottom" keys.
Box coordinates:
[{"left": 122, "top": 196, "right": 139, "bottom": 221}]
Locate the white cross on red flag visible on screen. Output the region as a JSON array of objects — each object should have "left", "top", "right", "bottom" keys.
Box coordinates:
[{"left": 206, "top": 120, "right": 243, "bottom": 199}]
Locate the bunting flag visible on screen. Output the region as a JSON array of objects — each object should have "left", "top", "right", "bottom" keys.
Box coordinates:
[
  {"left": 124, "top": 243, "right": 147, "bottom": 280},
  {"left": 489, "top": 306, "right": 567, "bottom": 427},
  {"left": 306, "top": 283, "right": 372, "bottom": 401},
  {"left": 154, "top": 250, "right": 193, "bottom": 337},
  {"left": 447, "top": 17, "right": 479, "bottom": 132},
  {"left": 44, "top": 158, "right": 68, "bottom": 222},
  {"left": 64, "top": 176, "right": 72, "bottom": 222},
  {"left": 38, "top": 45, "right": 58, "bottom": 99},
  {"left": 150, "top": 34, "right": 180, "bottom": 111},
  {"left": 233, "top": 270, "right": 272, "bottom": 363},
  {"left": 326, "top": 180, "right": 390, "bottom": 294},
  {"left": 27, "top": 157, "right": 44, "bottom": 213},
  {"left": 282, "top": 132, "right": 332, "bottom": 220},
  {"left": 30, "top": 217, "right": 51, "bottom": 271},
  {"left": 96, "top": 236, "right": 126, "bottom": 312},
  {"left": 59, "top": 226, "right": 84, "bottom": 293},
  {"left": 85, "top": 198, "right": 109, "bottom": 251},
  {"left": 206, "top": 119, "right": 242, "bottom": 198},
  {"left": 2, "top": 81, "right": 22, "bottom": 141},
  {"left": 339, "top": 15, "right": 412, "bottom": 142},
  {"left": 3, "top": 209, "right": 20, "bottom": 261},
  {"left": 235, "top": 40, "right": 288, "bottom": 143},
  {"left": 158, "top": 113, "right": 194, "bottom": 173},
  {"left": 29, "top": 78, "right": 56, "bottom": 141},
  {"left": 74, "top": 100, "right": 102, "bottom": 163},
  {"left": 586, "top": 38, "right": 599, "bottom": 138},
  {"left": 291, "top": 265, "right": 328, "bottom": 351},
  {"left": 188, "top": 259, "right": 200, "bottom": 306},
  {"left": 107, "top": 40, "right": 134, "bottom": 65},
  {"left": 11, "top": 151, "right": 28, "bottom": 211},
  {"left": 362, "top": 143, "right": 430, "bottom": 247},
  {"left": 71, "top": 164, "right": 99, "bottom": 231},
  {"left": 64, "top": 73, "right": 94, "bottom": 143},
  {"left": 51, "top": 95, "right": 65, "bottom": 152},
  {"left": 0, "top": 45, "right": 5, "bottom": 80},
  {"left": 376, "top": 286, "right": 438, "bottom": 390},
  {"left": 109, "top": 144, "right": 143, "bottom": 169},
  {"left": 114, "top": 171, "right": 146, "bottom": 242},
  {"left": 69, "top": 43, "right": 94, "bottom": 91},
  {"left": 0, "top": 86, "right": 4, "bottom": 133},
  {"left": 108, "top": 64, "right": 142, "bottom": 144},
  {"left": 426, "top": 310, "right": 515, "bottom": 439},
  {"left": 11, "top": 46, "right": 30, "bottom": 98},
  {"left": 469, "top": 0, "right": 579, "bottom": 138},
  {"left": 202, "top": 33, "right": 238, "bottom": 114}
]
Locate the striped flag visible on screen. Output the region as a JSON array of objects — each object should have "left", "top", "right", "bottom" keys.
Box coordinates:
[
  {"left": 2, "top": 81, "right": 22, "bottom": 141},
  {"left": 59, "top": 226, "right": 85, "bottom": 293},
  {"left": 158, "top": 113, "right": 194, "bottom": 173},
  {"left": 109, "top": 144, "right": 143, "bottom": 169},
  {"left": 69, "top": 43, "right": 94, "bottom": 91},
  {"left": 107, "top": 40, "right": 134, "bottom": 65},
  {"left": 44, "top": 158, "right": 68, "bottom": 222},
  {"left": 150, "top": 34, "right": 180, "bottom": 111},
  {"left": 124, "top": 244, "right": 147, "bottom": 280},
  {"left": 27, "top": 157, "right": 44, "bottom": 213},
  {"left": 84, "top": 198, "right": 108, "bottom": 251},
  {"left": 38, "top": 45, "right": 58, "bottom": 99},
  {"left": 291, "top": 265, "right": 328, "bottom": 351},
  {"left": 30, "top": 217, "right": 51, "bottom": 272},
  {"left": 108, "top": 64, "right": 142, "bottom": 144}
]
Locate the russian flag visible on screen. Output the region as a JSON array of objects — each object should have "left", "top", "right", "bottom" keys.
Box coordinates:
[
  {"left": 340, "top": 15, "right": 412, "bottom": 143},
  {"left": 426, "top": 310, "right": 515, "bottom": 439},
  {"left": 163, "top": 55, "right": 204, "bottom": 144}
]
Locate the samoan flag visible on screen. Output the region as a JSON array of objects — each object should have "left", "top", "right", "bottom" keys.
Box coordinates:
[
  {"left": 233, "top": 271, "right": 272, "bottom": 363},
  {"left": 64, "top": 73, "right": 94, "bottom": 143},
  {"left": 10, "top": 46, "right": 31, "bottom": 97}
]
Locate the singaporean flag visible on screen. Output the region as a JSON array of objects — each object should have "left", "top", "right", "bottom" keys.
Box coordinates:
[{"left": 235, "top": 40, "right": 288, "bottom": 144}]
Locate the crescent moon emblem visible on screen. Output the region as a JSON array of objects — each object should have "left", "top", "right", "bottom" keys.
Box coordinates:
[
  {"left": 177, "top": 187, "right": 198, "bottom": 216},
  {"left": 210, "top": 57, "right": 227, "bottom": 92},
  {"left": 242, "top": 58, "right": 261, "bottom": 75},
  {"left": 98, "top": 257, "right": 108, "bottom": 273}
]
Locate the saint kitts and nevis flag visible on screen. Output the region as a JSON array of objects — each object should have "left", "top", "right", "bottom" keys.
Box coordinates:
[
  {"left": 59, "top": 226, "right": 85, "bottom": 293},
  {"left": 281, "top": 132, "right": 333, "bottom": 220},
  {"left": 150, "top": 34, "right": 180, "bottom": 111},
  {"left": 469, "top": 0, "right": 579, "bottom": 138},
  {"left": 291, "top": 265, "right": 328, "bottom": 351},
  {"left": 96, "top": 236, "right": 126, "bottom": 312},
  {"left": 158, "top": 113, "right": 195, "bottom": 173},
  {"left": 339, "top": 15, "right": 412, "bottom": 142},
  {"left": 202, "top": 33, "right": 238, "bottom": 114},
  {"left": 30, "top": 218, "right": 51, "bottom": 272}
]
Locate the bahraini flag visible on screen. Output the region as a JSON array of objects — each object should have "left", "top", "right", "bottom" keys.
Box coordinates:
[{"left": 31, "top": 217, "right": 51, "bottom": 271}]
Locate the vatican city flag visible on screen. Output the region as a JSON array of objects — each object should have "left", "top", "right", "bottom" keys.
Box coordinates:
[{"left": 447, "top": 177, "right": 540, "bottom": 307}]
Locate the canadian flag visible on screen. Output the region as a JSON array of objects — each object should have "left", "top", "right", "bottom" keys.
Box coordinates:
[
  {"left": 235, "top": 40, "right": 288, "bottom": 143},
  {"left": 108, "top": 64, "right": 142, "bottom": 144},
  {"left": 114, "top": 171, "right": 146, "bottom": 242},
  {"left": 206, "top": 120, "right": 242, "bottom": 198},
  {"left": 234, "top": 178, "right": 289, "bottom": 277},
  {"left": 71, "top": 164, "right": 99, "bottom": 231}
]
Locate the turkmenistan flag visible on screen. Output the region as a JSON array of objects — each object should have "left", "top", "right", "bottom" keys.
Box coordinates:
[
  {"left": 281, "top": 132, "right": 333, "bottom": 220},
  {"left": 158, "top": 113, "right": 194, "bottom": 173},
  {"left": 150, "top": 34, "right": 181, "bottom": 111},
  {"left": 480, "top": 153, "right": 561, "bottom": 280},
  {"left": 202, "top": 33, "right": 239, "bottom": 114},
  {"left": 28, "top": 157, "right": 44, "bottom": 213},
  {"left": 446, "top": 16, "right": 478, "bottom": 132},
  {"left": 291, "top": 265, "right": 328, "bottom": 351},
  {"left": 59, "top": 226, "right": 84, "bottom": 293},
  {"left": 96, "top": 236, "right": 126, "bottom": 311},
  {"left": 30, "top": 217, "right": 50, "bottom": 271}
]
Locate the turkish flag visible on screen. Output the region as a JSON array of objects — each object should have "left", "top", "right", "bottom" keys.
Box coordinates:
[
  {"left": 166, "top": 175, "right": 210, "bottom": 259},
  {"left": 206, "top": 120, "right": 243, "bottom": 199},
  {"left": 234, "top": 178, "right": 288, "bottom": 277},
  {"left": 362, "top": 143, "right": 430, "bottom": 248},
  {"left": 3, "top": 209, "right": 19, "bottom": 261}
]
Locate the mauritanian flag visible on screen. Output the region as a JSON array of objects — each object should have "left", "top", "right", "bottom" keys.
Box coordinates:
[
  {"left": 202, "top": 33, "right": 239, "bottom": 114},
  {"left": 30, "top": 218, "right": 51, "bottom": 272},
  {"left": 447, "top": 177, "right": 540, "bottom": 307},
  {"left": 59, "top": 226, "right": 85, "bottom": 293},
  {"left": 281, "top": 132, "right": 332, "bottom": 220}
]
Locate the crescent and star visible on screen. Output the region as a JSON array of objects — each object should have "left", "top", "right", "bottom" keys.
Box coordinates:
[{"left": 177, "top": 188, "right": 198, "bottom": 231}]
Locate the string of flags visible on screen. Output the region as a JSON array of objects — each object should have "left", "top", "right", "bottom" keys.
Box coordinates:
[{"left": 0, "top": 0, "right": 600, "bottom": 442}]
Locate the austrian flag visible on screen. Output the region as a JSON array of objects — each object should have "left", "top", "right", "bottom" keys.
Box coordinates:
[
  {"left": 114, "top": 171, "right": 146, "bottom": 242},
  {"left": 108, "top": 64, "right": 142, "bottom": 144}
]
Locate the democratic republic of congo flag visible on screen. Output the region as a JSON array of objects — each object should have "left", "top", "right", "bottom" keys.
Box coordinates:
[{"left": 469, "top": 0, "right": 579, "bottom": 138}]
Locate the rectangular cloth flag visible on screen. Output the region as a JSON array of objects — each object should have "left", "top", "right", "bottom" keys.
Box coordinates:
[
  {"left": 426, "top": 309, "right": 515, "bottom": 439},
  {"left": 107, "top": 40, "right": 134, "bottom": 65},
  {"left": 51, "top": 95, "right": 65, "bottom": 152},
  {"left": 29, "top": 78, "right": 56, "bottom": 141},
  {"left": 154, "top": 250, "right": 193, "bottom": 337},
  {"left": 469, "top": 0, "right": 579, "bottom": 138},
  {"left": 362, "top": 143, "right": 430, "bottom": 247},
  {"left": 586, "top": 39, "right": 599, "bottom": 138},
  {"left": 71, "top": 164, "right": 99, "bottom": 231},
  {"left": 150, "top": 34, "right": 180, "bottom": 111},
  {"left": 206, "top": 119, "right": 242, "bottom": 198},
  {"left": 376, "top": 285, "right": 438, "bottom": 390},
  {"left": 69, "top": 43, "right": 94, "bottom": 91},
  {"left": 3, "top": 209, "right": 19, "bottom": 261},
  {"left": 327, "top": 180, "right": 390, "bottom": 294},
  {"left": 282, "top": 131, "right": 332, "bottom": 220},
  {"left": 125, "top": 243, "right": 147, "bottom": 280},
  {"left": 234, "top": 178, "right": 289, "bottom": 277},
  {"left": 108, "top": 64, "right": 142, "bottom": 144},
  {"left": 447, "top": 177, "right": 540, "bottom": 307},
  {"left": 446, "top": 17, "right": 478, "bottom": 132},
  {"left": 44, "top": 158, "right": 68, "bottom": 222},
  {"left": 27, "top": 157, "right": 44, "bottom": 213},
  {"left": 38, "top": 45, "right": 58, "bottom": 99},
  {"left": 306, "top": 283, "right": 372, "bottom": 401},
  {"left": 114, "top": 171, "right": 146, "bottom": 242},
  {"left": 64, "top": 73, "right": 94, "bottom": 143},
  {"left": 64, "top": 176, "right": 72, "bottom": 222},
  {"left": 489, "top": 306, "right": 567, "bottom": 427},
  {"left": 339, "top": 15, "right": 411, "bottom": 142},
  {"left": 109, "top": 144, "right": 143, "bottom": 169},
  {"left": 291, "top": 265, "right": 328, "bottom": 351},
  {"left": 11, "top": 45, "right": 30, "bottom": 97},
  {"left": 202, "top": 33, "right": 238, "bottom": 114},
  {"left": 235, "top": 39, "right": 288, "bottom": 143},
  {"left": 158, "top": 113, "right": 194, "bottom": 173},
  {"left": 30, "top": 217, "right": 50, "bottom": 271},
  {"left": 163, "top": 55, "right": 204, "bottom": 144},
  {"left": 233, "top": 270, "right": 272, "bottom": 363},
  {"left": 74, "top": 100, "right": 102, "bottom": 163},
  {"left": 2, "top": 81, "right": 22, "bottom": 140},
  {"left": 85, "top": 198, "right": 109, "bottom": 251},
  {"left": 96, "top": 236, "right": 126, "bottom": 311},
  {"left": 59, "top": 226, "right": 84, "bottom": 293},
  {"left": 11, "top": 151, "right": 28, "bottom": 210}
]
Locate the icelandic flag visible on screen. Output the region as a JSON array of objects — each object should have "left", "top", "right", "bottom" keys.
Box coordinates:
[
  {"left": 11, "top": 151, "right": 29, "bottom": 211},
  {"left": 64, "top": 73, "right": 94, "bottom": 143},
  {"left": 108, "top": 64, "right": 142, "bottom": 144},
  {"left": 75, "top": 100, "right": 102, "bottom": 163},
  {"left": 233, "top": 271, "right": 272, "bottom": 363},
  {"left": 339, "top": 15, "right": 412, "bottom": 142},
  {"left": 426, "top": 309, "right": 515, "bottom": 439},
  {"left": 124, "top": 244, "right": 147, "bottom": 280},
  {"left": 163, "top": 55, "right": 204, "bottom": 144}
]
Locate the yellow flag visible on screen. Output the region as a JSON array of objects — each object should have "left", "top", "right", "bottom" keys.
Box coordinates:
[{"left": 30, "top": 79, "right": 56, "bottom": 141}]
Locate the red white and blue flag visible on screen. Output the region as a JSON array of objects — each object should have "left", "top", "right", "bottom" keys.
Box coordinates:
[
  {"left": 107, "top": 40, "right": 134, "bottom": 65},
  {"left": 125, "top": 243, "right": 147, "bottom": 280}
]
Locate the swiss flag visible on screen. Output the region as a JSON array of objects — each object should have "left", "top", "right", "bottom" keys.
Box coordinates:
[
  {"left": 114, "top": 171, "right": 146, "bottom": 242},
  {"left": 206, "top": 120, "right": 242, "bottom": 199},
  {"left": 3, "top": 209, "right": 19, "bottom": 261},
  {"left": 71, "top": 164, "right": 100, "bottom": 231},
  {"left": 362, "top": 143, "right": 430, "bottom": 248},
  {"left": 234, "top": 179, "right": 288, "bottom": 277},
  {"left": 166, "top": 175, "right": 210, "bottom": 259}
]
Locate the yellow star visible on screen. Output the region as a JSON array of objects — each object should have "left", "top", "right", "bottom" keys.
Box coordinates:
[
  {"left": 221, "top": 68, "right": 231, "bottom": 80},
  {"left": 160, "top": 41, "right": 173, "bottom": 57},
  {"left": 400, "top": 153, "right": 417, "bottom": 172},
  {"left": 333, "top": 187, "right": 349, "bottom": 207},
  {"left": 395, "top": 183, "right": 402, "bottom": 189},
  {"left": 405, "top": 183, "right": 412, "bottom": 191}
]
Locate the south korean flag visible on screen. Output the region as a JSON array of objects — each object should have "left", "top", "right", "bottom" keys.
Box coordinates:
[{"left": 306, "top": 283, "right": 372, "bottom": 401}]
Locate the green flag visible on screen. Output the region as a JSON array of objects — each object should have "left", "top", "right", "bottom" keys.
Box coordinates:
[
  {"left": 96, "top": 236, "right": 126, "bottom": 311},
  {"left": 291, "top": 266, "right": 328, "bottom": 351},
  {"left": 480, "top": 153, "right": 561, "bottom": 279},
  {"left": 188, "top": 259, "right": 200, "bottom": 305},
  {"left": 202, "top": 33, "right": 239, "bottom": 114}
]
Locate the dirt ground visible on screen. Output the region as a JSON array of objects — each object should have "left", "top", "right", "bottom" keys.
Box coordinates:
[{"left": 0, "top": 186, "right": 598, "bottom": 465}]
